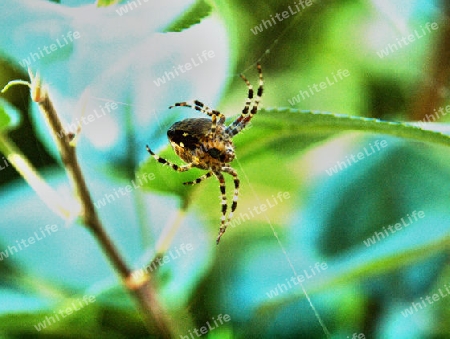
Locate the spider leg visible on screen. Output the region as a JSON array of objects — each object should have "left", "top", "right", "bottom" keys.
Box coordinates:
[
  {"left": 213, "top": 171, "right": 228, "bottom": 244},
  {"left": 183, "top": 171, "right": 213, "bottom": 185},
  {"left": 216, "top": 167, "right": 240, "bottom": 244},
  {"left": 146, "top": 145, "right": 192, "bottom": 172},
  {"left": 226, "top": 71, "right": 254, "bottom": 134},
  {"left": 169, "top": 100, "right": 226, "bottom": 136},
  {"left": 226, "top": 63, "right": 263, "bottom": 137},
  {"left": 222, "top": 166, "right": 239, "bottom": 221}
]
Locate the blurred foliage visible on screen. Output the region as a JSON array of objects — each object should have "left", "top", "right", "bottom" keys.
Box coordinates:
[
  {"left": 1, "top": 0, "right": 450, "bottom": 339},
  {"left": 0, "top": 98, "right": 21, "bottom": 131}
]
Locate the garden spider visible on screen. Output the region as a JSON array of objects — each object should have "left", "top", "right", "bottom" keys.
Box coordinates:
[{"left": 146, "top": 63, "right": 263, "bottom": 244}]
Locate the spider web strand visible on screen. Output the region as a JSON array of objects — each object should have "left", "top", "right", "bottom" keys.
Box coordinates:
[{"left": 234, "top": 157, "right": 331, "bottom": 338}]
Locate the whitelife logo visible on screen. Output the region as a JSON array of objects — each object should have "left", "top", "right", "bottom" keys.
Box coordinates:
[
  {"left": 33, "top": 295, "right": 96, "bottom": 331},
  {"left": 56, "top": 101, "right": 118, "bottom": 138},
  {"left": 229, "top": 191, "right": 290, "bottom": 228},
  {"left": 401, "top": 282, "right": 450, "bottom": 318},
  {"left": 376, "top": 22, "right": 438, "bottom": 58},
  {"left": 153, "top": 50, "right": 215, "bottom": 87},
  {"left": 179, "top": 314, "right": 231, "bottom": 338},
  {"left": 363, "top": 210, "right": 425, "bottom": 247},
  {"left": 265, "top": 262, "right": 328, "bottom": 299},
  {"left": 325, "top": 139, "right": 388, "bottom": 176},
  {"left": 250, "top": 0, "right": 314, "bottom": 35},
  {"left": 93, "top": 173, "right": 155, "bottom": 209},
  {"left": 132, "top": 243, "right": 194, "bottom": 278},
  {"left": 0, "top": 156, "right": 10, "bottom": 172},
  {"left": 288, "top": 69, "right": 350, "bottom": 106},
  {"left": 415, "top": 102, "right": 450, "bottom": 128},
  {"left": 19, "top": 31, "right": 81, "bottom": 68},
  {"left": 0, "top": 224, "right": 59, "bottom": 261},
  {"left": 115, "top": 0, "right": 149, "bottom": 16}
]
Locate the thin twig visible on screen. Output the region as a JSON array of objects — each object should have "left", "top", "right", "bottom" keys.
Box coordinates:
[{"left": 4, "top": 70, "right": 176, "bottom": 338}]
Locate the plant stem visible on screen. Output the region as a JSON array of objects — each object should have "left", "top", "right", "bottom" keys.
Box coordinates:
[{"left": 26, "top": 71, "right": 175, "bottom": 338}]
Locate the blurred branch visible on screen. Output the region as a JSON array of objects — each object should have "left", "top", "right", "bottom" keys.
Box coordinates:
[
  {"left": 0, "top": 132, "right": 75, "bottom": 219},
  {"left": 2, "top": 70, "right": 176, "bottom": 338},
  {"left": 409, "top": 4, "right": 450, "bottom": 121}
]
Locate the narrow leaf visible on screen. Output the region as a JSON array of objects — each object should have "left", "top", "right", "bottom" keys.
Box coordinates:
[{"left": 163, "top": 0, "right": 212, "bottom": 33}]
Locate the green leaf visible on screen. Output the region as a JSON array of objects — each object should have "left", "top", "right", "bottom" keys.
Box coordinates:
[
  {"left": 96, "top": 0, "right": 118, "bottom": 7},
  {"left": 254, "top": 108, "right": 450, "bottom": 148},
  {"left": 163, "top": 0, "right": 213, "bottom": 33},
  {"left": 229, "top": 108, "right": 450, "bottom": 165},
  {"left": 0, "top": 98, "right": 21, "bottom": 131}
]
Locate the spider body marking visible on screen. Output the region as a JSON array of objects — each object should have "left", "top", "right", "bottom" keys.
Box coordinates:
[
  {"left": 167, "top": 118, "right": 235, "bottom": 169},
  {"left": 146, "top": 63, "right": 263, "bottom": 244}
]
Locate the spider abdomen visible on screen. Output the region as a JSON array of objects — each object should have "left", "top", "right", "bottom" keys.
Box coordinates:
[{"left": 167, "top": 118, "right": 235, "bottom": 170}]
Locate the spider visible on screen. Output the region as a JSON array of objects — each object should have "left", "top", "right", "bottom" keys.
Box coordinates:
[{"left": 146, "top": 63, "right": 263, "bottom": 244}]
